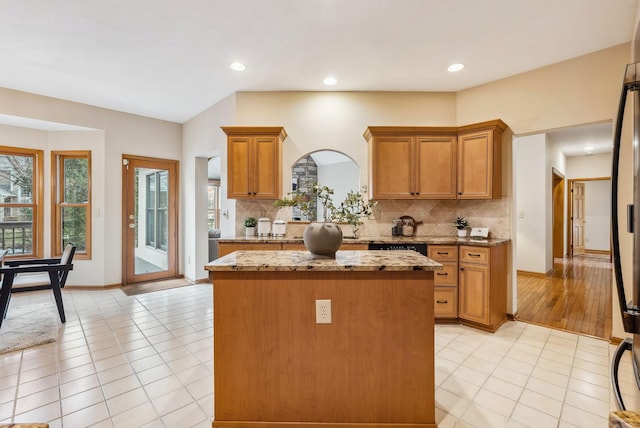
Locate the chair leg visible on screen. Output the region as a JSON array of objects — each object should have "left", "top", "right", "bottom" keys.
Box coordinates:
[
  {"left": 0, "top": 276, "right": 14, "bottom": 329},
  {"left": 49, "top": 272, "right": 66, "bottom": 324}
]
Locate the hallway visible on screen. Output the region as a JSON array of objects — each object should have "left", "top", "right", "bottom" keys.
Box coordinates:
[{"left": 517, "top": 254, "right": 612, "bottom": 339}]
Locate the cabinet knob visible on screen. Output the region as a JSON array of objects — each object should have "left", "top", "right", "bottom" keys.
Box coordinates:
[
  {"left": 460, "top": 267, "right": 464, "bottom": 271},
  {"left": 458, "top": 192, "right": 463, "bottom": 195}
]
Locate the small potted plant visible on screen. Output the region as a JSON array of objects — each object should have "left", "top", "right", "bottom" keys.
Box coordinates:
[
  {"left": 243, "top": 217, "right": 258, "bottom": 237},
  {"left": 455, "top": 217, "right": 469, "bottom": 237}
]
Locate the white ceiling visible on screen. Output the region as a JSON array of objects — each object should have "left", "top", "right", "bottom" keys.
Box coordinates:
[
  {"left": 0, "top": 0, "right": 637, "bottom": 124},
  {"left": 547, "top": 122, "right": 613, "bottom": 157}
]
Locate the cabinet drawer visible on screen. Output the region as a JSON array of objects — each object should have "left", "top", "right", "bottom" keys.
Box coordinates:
[
  {"left": 434, "top": 287, "right": 458, "bottom": 318},
  {"left": 434, "top": 263, "right": 457, "bottom": 286},
  {"left": 459, "top": 246, "right": 490, "bottom": 264},
  {"left": 428, "top": 245, "right": 458, "bottom": 262}
]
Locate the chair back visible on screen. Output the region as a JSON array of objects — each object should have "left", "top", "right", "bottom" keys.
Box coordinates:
[{"left": 59, "top": 243, "right": 76, "bottom": 288}]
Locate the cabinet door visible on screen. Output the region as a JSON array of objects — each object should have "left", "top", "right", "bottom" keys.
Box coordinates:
[
  {"left": 370, "top": 137, "right": 414, "bottom": 199},
  {"left": 416, "top": 135, "right": 457, "bottom": 199},
  {"left": 227, "top": 136, "right": 252, "bottom": 198},
  {"left": 252, "top": 136, "right": 280, "bottom": 199},
  {"left": 459, "top": 263, "right": 491, "bottom": 324},
  {"left": 457, "top": 129, "right": 493, "bottom": 199}
]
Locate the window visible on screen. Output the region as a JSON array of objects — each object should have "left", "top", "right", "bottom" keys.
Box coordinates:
[
  {"left": 0, "top": 146, "right": 43, "bottom": 257},
  {"left": 208, "top": 179, "right": 220, "bottom": 230},
  {"left": 145, "top": 170, "right": 168, "bottom": 251},
  {"left": 52, "top": 151, "right": 91, "bottom": 258}
]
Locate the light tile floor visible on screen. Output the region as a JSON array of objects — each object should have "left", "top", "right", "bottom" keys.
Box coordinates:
[{"left": 0, "top": 284, "right": 637, "bottom": 427}]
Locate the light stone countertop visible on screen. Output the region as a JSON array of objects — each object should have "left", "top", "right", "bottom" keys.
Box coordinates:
[
  {"left": 216, "top": 235, "right": 509, "bottom": 247},
  {"left": 205, "top": 250, "right": 443, "bottom": 272}
]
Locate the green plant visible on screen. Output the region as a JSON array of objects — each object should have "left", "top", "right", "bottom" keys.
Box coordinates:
[
  {"left": 273, "top": 184, "right": 337, "bottom": 222},
  {"left": 335, "top": 191, "right": 377, "bottom": 238},
  {"left": 455, "top": 217, "right": 469, "bottom": 230},
  {"left": 243, "top": 217, "right": 257, "bottom": 228}
]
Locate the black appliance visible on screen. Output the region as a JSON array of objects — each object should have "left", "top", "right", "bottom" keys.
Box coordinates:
[
  {"left": 611, "top": 60, "right": 640, "bottom": 410},
  {"left": 368, "top": 242, "right": 427, "bottom": 256}
]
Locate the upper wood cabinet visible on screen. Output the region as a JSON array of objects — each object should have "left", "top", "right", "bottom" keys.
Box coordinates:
[
  {"left": 364, "top": 127, "right": 457, "bottom": 199},
  {"left": 457, "top": 120, "right": 507, "bottom": 199},
  {"left": 222, "top": 126, "right": 287, "bottom": 199},
  {"left": 364, "top": 120, "right": 507, "bottom": 200}
]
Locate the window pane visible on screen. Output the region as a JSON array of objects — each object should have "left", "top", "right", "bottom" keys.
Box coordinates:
[
  {"left": 147, "top": 174, "right": 156, "bottom": 209},
  {"left": 62, "top": 206, "right": 87, "bottom": 253},
  {"left": 0, "top": 208, "right": 33, "bottom": 255},
  {"left": 0, "top": 154, "right": 34, "bottom": 203},
  {"left": 158, "top": 208, "right": 167, "bottom": 251},
  {"left": 63, "top": 158, "right": 89, "bottom": 203},
  {"left": 158, "top": 171, "right": 168, "bottom": 209}
]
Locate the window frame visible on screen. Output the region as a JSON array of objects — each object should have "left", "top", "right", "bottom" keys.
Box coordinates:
[
  {"left": 51, "top": 150, "right": 91, "bottom": 259},
  {"left": 0, "top": 146, "right": 44, "bottom": 259}
]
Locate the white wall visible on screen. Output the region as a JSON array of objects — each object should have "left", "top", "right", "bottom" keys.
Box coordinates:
[
  {"left": 546, "top": 139, "right": 566, "bottom": 270},
  {"left": 317, "top": 160, "right": 360, "bottom": 221},
  {"left": 584, "top": 180, "right": 611, "bottom": 251},
  {"left": 0, "top": 88, "right": 182, "bottom": 286},
  {"left": 566, "top": 152, "right": 613, "bottom": 178},
  {"left": 515, "top": 134, "right": 547, "bottom": 273},
  {"left": 181, "top": 94, "right": 236, "bottom": 281}
]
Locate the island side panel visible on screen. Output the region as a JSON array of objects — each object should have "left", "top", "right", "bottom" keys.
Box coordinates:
[{"left": 212, "top": 270, "right": 436, "bottom": 428}]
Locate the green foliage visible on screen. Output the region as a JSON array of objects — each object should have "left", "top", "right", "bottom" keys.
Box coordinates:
[
  {"left": 335, "top": 190, "right": 377, "bottom": 237},
  {"left": 455, "top": 217, "right": 469, "bottom": 230},
  {"left": 243, "top": 217, "right": 257, "bottom": 227}
]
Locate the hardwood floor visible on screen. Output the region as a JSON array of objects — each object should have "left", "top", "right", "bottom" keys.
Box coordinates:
[{"left": 517, "top": 254, "right": 612, "bottom": 339}]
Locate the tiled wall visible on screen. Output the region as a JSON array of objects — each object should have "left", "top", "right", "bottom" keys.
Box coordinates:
[{"left": 235, "top": 197, "right": 511, "bottom": 239}]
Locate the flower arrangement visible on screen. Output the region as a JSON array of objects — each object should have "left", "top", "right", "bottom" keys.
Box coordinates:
[{"left": 455, "top": 217, "right": 469, "bottom": 230}]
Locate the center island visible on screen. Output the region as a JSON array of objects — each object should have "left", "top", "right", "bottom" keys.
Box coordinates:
[{"left": 205, "top": 250, "right": 443, "bottom": 428}]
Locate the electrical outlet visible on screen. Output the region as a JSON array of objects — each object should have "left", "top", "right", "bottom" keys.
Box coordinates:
[{"left": 315, "top": 299, "right": 332, "bottom": 324}]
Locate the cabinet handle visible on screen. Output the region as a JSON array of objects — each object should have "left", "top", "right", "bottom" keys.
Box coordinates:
[
  {"left": 468, "top": 253, "right": 481, "bottom": 258},
  {"left": 436, "top": 272, "right": 448, "bottom": 276},
  {"left": 436, "top": 300, "right": 448, "bottom": 304},
  {"left": 415, "top": 192, "right": 420, "bottom": 195},
  {"left": 437, "top": 251, "right": 449, "bottom": 255}
]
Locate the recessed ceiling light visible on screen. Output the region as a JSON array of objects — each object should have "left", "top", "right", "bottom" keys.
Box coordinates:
[
  {"left": 447, "top": 63, "right": 464, "bottom": 72},
  {"left": 323, "top": 76, "right": 337, "bottom": 86},
  {"left": 229, "top": 62, "right": 246, "bottom": 72},
  {"left": 584, "top": 146, "right": 595, "bottom": 152}
]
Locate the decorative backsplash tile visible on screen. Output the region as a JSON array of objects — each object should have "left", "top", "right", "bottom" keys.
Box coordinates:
[{"left": 234, "top": 198, "right": 511, "bottom": 239}]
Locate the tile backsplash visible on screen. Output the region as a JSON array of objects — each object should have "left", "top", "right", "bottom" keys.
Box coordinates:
[{"left": 235, "top": 198, "right": 511, "bottom": 239}]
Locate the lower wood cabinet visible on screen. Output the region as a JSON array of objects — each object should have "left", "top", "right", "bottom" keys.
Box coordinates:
[
  {"left": 428, "top": 245, "right": 458, "bottom": 319},
  {"left": 458, "top": 244, "right": 507, "bottom": 332}
]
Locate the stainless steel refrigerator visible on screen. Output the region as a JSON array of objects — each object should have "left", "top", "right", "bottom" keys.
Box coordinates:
[{"left": 611, "top": 58, "right": 640, "bottom": 410}]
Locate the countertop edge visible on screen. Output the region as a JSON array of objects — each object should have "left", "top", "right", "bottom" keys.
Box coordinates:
[{"left": 215, "top": 236, "right": 510, "bottom": 247}]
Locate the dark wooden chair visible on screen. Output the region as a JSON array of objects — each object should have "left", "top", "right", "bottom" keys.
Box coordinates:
[{"left": 0, "top": 243, "right": 76, "bottom": 329}]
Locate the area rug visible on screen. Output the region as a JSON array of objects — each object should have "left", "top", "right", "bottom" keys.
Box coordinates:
[
  {"left": 120, "top": 278, "right": 194, "bottom": 296},
  {"left": 0, "top": 302, "right": 59, "bottom": 354}
]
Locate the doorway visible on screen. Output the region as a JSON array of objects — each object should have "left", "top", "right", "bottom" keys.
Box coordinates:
[
  {"left": 122, "top": 155, "right": 179, "bottom": 285},
  {"left": 552, "top": 169, "right": 565, "bottom": 259}
]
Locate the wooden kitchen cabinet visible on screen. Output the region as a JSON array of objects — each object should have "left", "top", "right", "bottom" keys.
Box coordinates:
[
  {"left": 364, "top": 119, "right": 507, "bottom": 200},
  {"left": 222, "top": 126, "right": 287, "bottom": 199},
  {"left": 364, "top": 127, "right": 457, "bottom": 199},
  {"left": 458, "top": 244, "right": 507, "bottom": 332},
  {"left": 428, "top": 245, "right": 458, "bottom": 319},
  {"left": 457, "top": 120, "right": 507, "bottom": 199}
]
